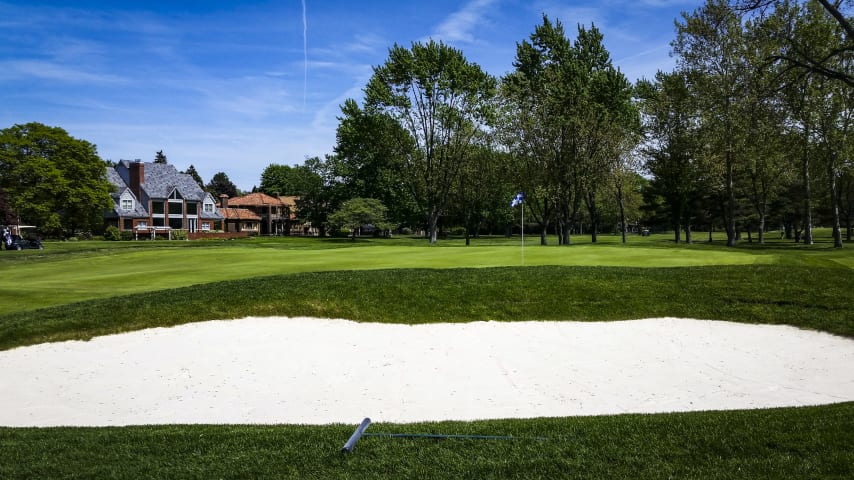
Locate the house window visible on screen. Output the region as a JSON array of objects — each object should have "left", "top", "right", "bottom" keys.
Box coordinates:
[
  {"left": 152, "top": 202, "right": 164, "bottom": 214},
  {"left": 121, "top": 198, "right": 133, "bottom": 211},
  {"left": 186, "top": 202, "right": 198, "bottom": 215},
  {"left": 204, "top": 202, "right": 214, "bottom": 213},
  {"left": 201, "top": 222, "right": 211, "bottom": 231},
  {"left": 153, "top": 217, "right": 165, "bottom": 227},
  {"left": 137, "top": 221, "right": 148, "bottom": 228},
  {"left": 168, "top": 201, "right": 183, "bottom": 215},
  {"left": 123, "top": 219, "right": 133, "bottom": 230},
  {"left": 169, "top": 217, "right": 183, "bottom": 229}
]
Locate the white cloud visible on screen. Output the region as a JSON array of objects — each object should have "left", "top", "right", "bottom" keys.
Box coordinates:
[
  {"left": 432, "top": 0, "right": 500, "bottom": 44},
  {"left": 0, "top": 60, "right": 126, "bottom": 84}
]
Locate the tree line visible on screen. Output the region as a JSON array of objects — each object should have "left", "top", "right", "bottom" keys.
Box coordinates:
[
  {"left": 261, "top": 1, "right": 851, "bottom": 246},
  {"left": 2, "top": 1, "right": 851, "bottom": 244}
]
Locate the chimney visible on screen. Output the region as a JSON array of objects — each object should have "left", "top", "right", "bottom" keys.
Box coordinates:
[
  {"left": 129, "top": 161, "right": 144, "bottom": 201},
  {"left": 219, "top": 194, "right": 229, "bottom": 209}
]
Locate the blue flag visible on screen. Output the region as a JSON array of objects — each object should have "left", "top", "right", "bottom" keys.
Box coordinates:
[{"left": 510, "top": 191, "right": 525, "bottom": 208}]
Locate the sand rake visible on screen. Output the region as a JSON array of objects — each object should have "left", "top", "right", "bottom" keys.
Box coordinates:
[{"left": 341, "top": 417, "right": 547, "bottom": 453}]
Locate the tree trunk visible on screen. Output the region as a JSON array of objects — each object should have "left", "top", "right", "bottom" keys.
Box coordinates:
[
  {"left": 586, "top": 192, "right": 599, "bottom": 244},
  {"left": 685, "top": 222, "right": 692, "bottom": 244},
  {"left": 540, "top": 218, "right": 549, "bottom": 246},
  {"left": 562, "top": 222, "right": 572, "bottom": 245},
  {"left": 802, "top": 126, "right": 814, "bottom": 245},
  {"left": 428, "top": 210, "right": 439, "bottom": 244},
  {"left": 725, "top": 148, "right": 737, "bottom": 247},
  {"left": 617, "top": 186, "right": 627, "bottom": 244},
  {"left": 758, "top": 211, "right": 765, "bottom": 244},
  {"left": 828, "top": 153, "right": 843, "bottom": 248}
]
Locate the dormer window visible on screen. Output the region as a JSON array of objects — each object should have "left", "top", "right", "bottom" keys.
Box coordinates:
[
  {"left": 204, "top": 202, "right": 214, "bottom": 213},
  {"left": 121, "top": 198, "right": 134, "bottom": 211}
]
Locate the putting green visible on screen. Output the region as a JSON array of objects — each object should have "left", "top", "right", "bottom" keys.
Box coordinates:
[{"left": 1, "top": 243, "right": 765, "bottom": 314}]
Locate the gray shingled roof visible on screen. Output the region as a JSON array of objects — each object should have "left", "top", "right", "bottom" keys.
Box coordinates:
[
  {"left": 109, "top": 161, "right": 223, "bottom": 220},
  {"left": 139, "top": 162, "right": 208, "bottom": 201},
  {"left": 105, "top": 169, "right": 148, "bottom": 218}
]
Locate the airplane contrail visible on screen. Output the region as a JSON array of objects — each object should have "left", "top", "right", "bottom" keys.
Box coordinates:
[{"left": 302, "top": 0, "right": 307, "bottom": 111}]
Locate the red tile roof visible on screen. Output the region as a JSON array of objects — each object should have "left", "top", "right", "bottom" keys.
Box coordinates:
[
  {"left": 229, "top": 192, "right": 298, "bottom": 208},
  {"left": 220, "top": 207, "right": 261, "bottom": 221}
]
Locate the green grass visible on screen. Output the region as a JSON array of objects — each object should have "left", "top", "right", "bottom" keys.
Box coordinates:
[
  {"left": 1, "top": 403, "right": 852, "bottom": 479},
  {"left": 0, "top": 232, "right": 847, "bottom": 315},
  {"left": 1, "top": 232, "right": 853, "bottom": 478}
]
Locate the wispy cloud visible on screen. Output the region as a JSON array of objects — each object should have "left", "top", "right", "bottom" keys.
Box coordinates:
[
  {"left": 432, "top": 0, "right": 499, "bottom": 44},
  {"left": 0, "top": 60, "right": 126, "bottom": 84}
]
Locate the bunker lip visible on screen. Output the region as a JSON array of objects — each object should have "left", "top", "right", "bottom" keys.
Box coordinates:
[{"left": 2, "top": 317, "right": 853, "bottom": 427}]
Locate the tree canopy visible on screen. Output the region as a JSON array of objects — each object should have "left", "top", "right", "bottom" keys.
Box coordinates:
[
  {"left": 206, "top": 172, "right": 239, "bottom": 198},
  {"left": 364, "top": 39, "right": 497, "bottom": 243},
  {"left": 327, "top": 197, "right": 390, "bottom": 240},
  {"left": 0, "top": 122, "right": 113, "bottom": 237}
]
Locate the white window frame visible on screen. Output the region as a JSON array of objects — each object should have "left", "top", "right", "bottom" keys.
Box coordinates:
[{"left": 203, "top": 201, "right": 214, "bottom": 213}]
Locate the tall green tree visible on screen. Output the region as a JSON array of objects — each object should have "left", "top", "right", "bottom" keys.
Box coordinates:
[
  {"left": 0, "top": 122, "right": 113, "bottom": 237},
  {"left": 206, "top": 172, "right": 239, "bottom": 198},
  {"left": 364, "top": 40, "right": 497, "bottom": 244},
  {"left": 154, "top": 150, "right": 168, "bottom": 164},
  {"left": 638, "top": 71, "right": 705, "bottom": 243},
  {"left": 294, "top": 156, "right": 338, "bottom": 238},
  {"left": 674, "top": 0, "right": 751, "bottom": 247},
  {"left": 333, "top": 98, "right": 417, "bottom": 227},
  {"left": 183, "top": 164, "right": 204, "bottom": 190},
  {"left": 259, "top": 163, "right": 319, "bottom": 196},
  {"left": 502, "top": 16, "right": 639, "bottom": 244}
]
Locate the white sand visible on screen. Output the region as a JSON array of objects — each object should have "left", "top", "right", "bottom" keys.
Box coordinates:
[{"left": 1, "top": 317, "right": 853, "bottom": 427}]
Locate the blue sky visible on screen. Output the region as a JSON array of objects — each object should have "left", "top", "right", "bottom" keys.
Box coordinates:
[{"left": 0, "top": 0, "right": 700, "bottom": 190}]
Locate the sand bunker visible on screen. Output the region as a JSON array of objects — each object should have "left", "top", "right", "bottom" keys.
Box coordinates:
[{"left": 2, "top": 317, "right": 853, "bottom": 427}]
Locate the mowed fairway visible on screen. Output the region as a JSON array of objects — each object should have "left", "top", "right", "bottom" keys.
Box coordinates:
[{"left": 0, "top": 237, "right": 768, "bottom": 315}]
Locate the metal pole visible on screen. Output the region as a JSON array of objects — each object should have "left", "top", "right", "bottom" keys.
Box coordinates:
[
  {"left": 341, "top": 417, "right": 371, "bottom": 453},
  {"left": 364, "top": 433, "right": 547, "bottom": 441}
]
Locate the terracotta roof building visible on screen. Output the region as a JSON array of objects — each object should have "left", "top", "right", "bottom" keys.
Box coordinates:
[
  {"left": 224, "top": 192, "right": 298, "bottom": 235},
  {"left": 219, "top": 203, "right": 262, "bottom": 234}
]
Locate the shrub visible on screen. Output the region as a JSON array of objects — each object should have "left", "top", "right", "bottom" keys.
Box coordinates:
[
  {"left": 172, "top": 229, "right": 188, "bottom": 241},
  {"left": 104, "top": 226, "right": 121, "bottom": 241}
]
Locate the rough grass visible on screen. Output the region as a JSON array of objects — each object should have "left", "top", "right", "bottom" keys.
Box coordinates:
[{"left": 1, "top": 403, "right": 852, "bottom": 479}]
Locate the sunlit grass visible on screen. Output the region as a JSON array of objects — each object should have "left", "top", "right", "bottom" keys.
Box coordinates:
[{"left": 2, "top": 232, "right": 846, "bottom": 315}]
